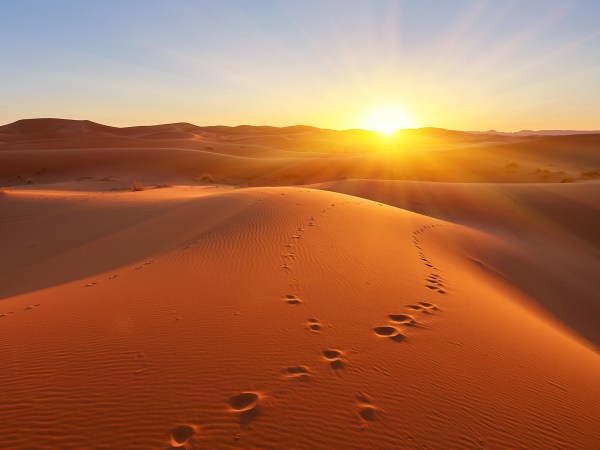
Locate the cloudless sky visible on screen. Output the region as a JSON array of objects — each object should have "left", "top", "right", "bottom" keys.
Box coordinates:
[{"left": 1, "top": 0, "right": 600, "bottom": 130}]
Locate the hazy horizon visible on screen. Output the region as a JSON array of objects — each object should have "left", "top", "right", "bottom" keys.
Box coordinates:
[{"left": 4, "top": 116, "right": 600, "bottom": 135}]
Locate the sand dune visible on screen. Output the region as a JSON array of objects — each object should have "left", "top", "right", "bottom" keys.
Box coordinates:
[
  {"left": 3, "top": 119, "right": 600, "bottom": 186},
  {"left": 316, "top": 179, "right": 600, "bottom": 347},
  {"left": 1, "top": 119, "right": 599, "bottom": 448}
]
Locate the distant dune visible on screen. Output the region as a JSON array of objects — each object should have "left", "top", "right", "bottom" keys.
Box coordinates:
[
  {"left": 1, "top": 118, "right": 599, "bottom": 448},
  {"left": 2, "top": 118, "right": 600, "bottom": 185},
  {"left": 471, "top": 129, "right": 600, "bottom": 136}
]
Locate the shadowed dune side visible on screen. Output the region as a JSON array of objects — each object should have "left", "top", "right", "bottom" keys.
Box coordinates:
[
  {"left": 3, "top": 144, "right": 596, "bottom": 188},
  {"left": 0, "top": 186, "right": 599, "bottom": 448},
  {"left": 0, "top": 145, "right": 456, "bottom": 187},
  {"left": 507, "top": 133, "right": 600, "bottom": 165},
  {"left": 0, "top": 147, "right": 371, "bottom": 186},
  {"left": 314, "top": 179, "right": 600, "bottom": 348},
  {"left": 314, "top": 180, "right": 600, "bottom": 246},
  {"left": 0, "top": 187, "right": 262, "bottom": 299}
]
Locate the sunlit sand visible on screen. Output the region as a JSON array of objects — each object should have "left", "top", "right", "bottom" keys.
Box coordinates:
[{"left": 1, "top": 118, "right": 599, "bottom": 448}]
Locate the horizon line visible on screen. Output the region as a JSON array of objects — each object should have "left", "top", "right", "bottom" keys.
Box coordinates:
[{"left": 2, "top": 117, "right": 600, "bottom": 135}]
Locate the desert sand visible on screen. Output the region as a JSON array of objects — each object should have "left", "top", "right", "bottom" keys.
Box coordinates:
[{"left": 1, "top": 119, "right": 599, "bottom": 449}]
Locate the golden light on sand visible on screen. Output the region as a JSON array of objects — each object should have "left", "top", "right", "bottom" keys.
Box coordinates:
[
  {"left": 2, "top": 118, "right": 600, "bottom": 449},
  {"left": 361, "top": 106, "right": 417, "bottom": 134}
]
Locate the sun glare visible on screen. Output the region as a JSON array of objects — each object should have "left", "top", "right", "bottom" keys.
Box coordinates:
[{"left": 361, "top": 106, "right": 417, "bottom": 135}]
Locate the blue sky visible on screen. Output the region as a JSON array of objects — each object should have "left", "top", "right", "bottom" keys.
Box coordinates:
[{"left": 2, "top": 0, "right": 600, "bottom": 130}]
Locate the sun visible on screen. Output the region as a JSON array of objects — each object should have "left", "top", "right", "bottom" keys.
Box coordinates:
[{"left": 360, "top": 106, "right": 417, "bottom": 135}]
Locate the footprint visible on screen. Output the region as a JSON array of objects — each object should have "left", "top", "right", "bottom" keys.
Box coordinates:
[
  {"left": 281, "top": 365, "right": 311, "bottom": 379},
  {"left": 407, "top": 304, "right": 424, "bottom": 310},
  {"left": 307, "top": 318, "right": 321, "bottom": 332},
  {"left": 228, "top": 392, "right": 261, "bottom": 428},
  {"left": 373, "top": 326, "right": 396, "bottom": 336},
  {"left": 429, "top": 274, "right": 445, "bottom": 281},
  {"left": 323, "top": 349, "right": 341, "bottom": 359},
  {"left": 373, "top": 326, "right": 405, "bottom": 342},
  {"left": 228, "top": 392, "right": 260, "bottom": 412},
  {"left": 322, "top": 349, "right": 345, "bottom": 369},
  {"left": 83, "top": 282, "right": 97, "bottom": 287},
  {"left": 169, "top": 424, "right": 197, "bottom": 447},
  {"left": 425, "top": 275, "right": 444, "bottom": 291},
  {"left": 283, "top": 294, "right": 302, "bottom": 305},
  {"left": 358, "top": 405, "right": 378, "bottom": 422},
  {"left": 419, "top": 301, "right": 439, "bottom": 310},
  {"left": 355, "top": 393, "right": 377, "bottom": 422},
  {"left": 407, "top": 302, "right": 440, "bottom": 313},
  {"left": 388, "top": 314, "right": 416, "bottom": 325}
]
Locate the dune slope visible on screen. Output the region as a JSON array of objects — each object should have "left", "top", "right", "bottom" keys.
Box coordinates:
[
  {"left": 316, "top": 179, "right": 600, "bottom": 348},
  {"left": 1, "top": 185, "right": 599, "bottom": 449}
]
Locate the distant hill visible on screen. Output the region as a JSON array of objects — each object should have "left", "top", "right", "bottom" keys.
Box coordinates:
[
  {"left": 1, "top": 118, "right": 599, "bottom": 146},
  {"left": 0, "top": 118, "right": 497, "bottom": 142},
  {"left": 470, "top": 129, "right": 600, "bottom": 136}
]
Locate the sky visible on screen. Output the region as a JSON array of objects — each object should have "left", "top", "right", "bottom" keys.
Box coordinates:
[{"left": 1, "top": 0, "right": 600, "bottom": 131}]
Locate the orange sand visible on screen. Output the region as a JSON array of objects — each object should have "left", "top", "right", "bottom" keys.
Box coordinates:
[{"left": 1, "top": 119, "right": 599, "bottom": 448}]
